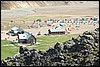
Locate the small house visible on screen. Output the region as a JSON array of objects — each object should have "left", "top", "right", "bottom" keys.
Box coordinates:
[
  {"left": 7, "top": 26, "right": 24, "bottom": 36},
  {"left": 18, "top": 31, "right": 36, "bottom": 44},
  {"left": 48, "top": 28, "right": 65, "bottom": 35}
]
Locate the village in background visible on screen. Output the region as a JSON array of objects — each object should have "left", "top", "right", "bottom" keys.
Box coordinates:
[{"left": 1, "top": 1, "right": 99, "bottom": 66}]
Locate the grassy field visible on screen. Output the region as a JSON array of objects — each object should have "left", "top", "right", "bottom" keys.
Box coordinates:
[
  {"left": 1, "top": 34, "right": 79, "bottom": 59},
  {"left": 33, "top": 34, "right": 79, "bottom": 50},
  {"left": 1, "top": 40, "right": 20, "bottom": 59}
]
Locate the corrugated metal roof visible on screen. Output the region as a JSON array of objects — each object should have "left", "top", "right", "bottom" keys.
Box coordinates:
[
  {"left": 23, "top": 31, "right": 32, "bottom": 40},
  {"left": 11, "top": 26, "right": 19, "bottom": 30},
  {"left": 11, "top": 26, "right": 24, "bottom": 32},
  {"left": 50, "top": 28, "right": 65, "bottom": 32}
]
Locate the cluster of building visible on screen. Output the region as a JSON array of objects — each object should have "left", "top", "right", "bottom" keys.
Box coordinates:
[
  {"left": 6, "top": 26, "right": 36, "bottom": 44},
  {"left": 5, "top": 16, "right": 99, "bottom": 44}
]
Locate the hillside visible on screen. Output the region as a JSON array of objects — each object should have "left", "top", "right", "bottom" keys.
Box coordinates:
[{"left": 1, "top": 1, "right": 86, "bottom": 10}]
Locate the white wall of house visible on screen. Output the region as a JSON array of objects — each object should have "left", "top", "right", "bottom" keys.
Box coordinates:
[{"left": 18, "top": 34, "right": 27, "bottom": 39}]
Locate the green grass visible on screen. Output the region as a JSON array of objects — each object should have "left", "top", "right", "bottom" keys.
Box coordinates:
[
  {"left": 33, "top": 34, "right": 79, "bottom": 50},
  {"left": 1, "top": 40, "right": 20, "bottom": 59},
  {"left": 1, "top": 34, "right": 79, "bottom": 59}
]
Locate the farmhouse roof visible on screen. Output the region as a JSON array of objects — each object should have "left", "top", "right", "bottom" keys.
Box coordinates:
[
  {"left": 11, "top": 26, "right": 19, "bottom": 30},
  {"left": 24, "top": 31, "right": 32, "bottom": 40},
  {"left": 11, "top": 26, "right": 24, "bottom": 32},
  {"left": 49, "top": 28, "right": 65, "bottom": 32}
]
